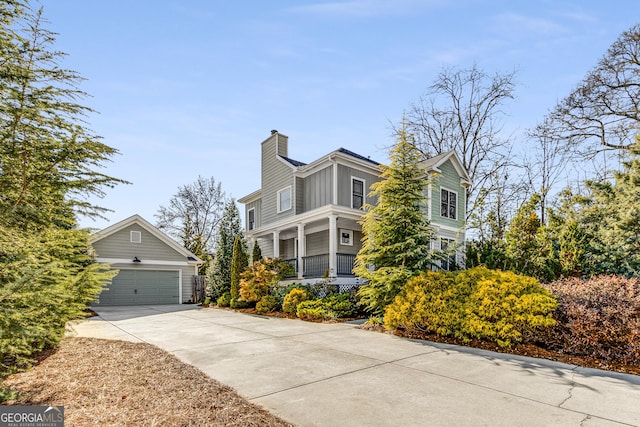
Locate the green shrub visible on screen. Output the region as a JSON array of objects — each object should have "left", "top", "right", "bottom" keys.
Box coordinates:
[
  {"left": 462, "top": 268, "right": 557, "bottom": 346},
  {"left": 384, "top": 267, "right": 557, "bottom": 347},
  {"left": 297, "top": 299, "right": 331, "bottom": 320},
  {"left": 296, "top": 293, "right": 354, "bottom": 321},
  {"left": 256, "top": 295, "right": 279, "bottom": 314},
  {"left": 272, "top": 283, "right": 308, "bottom": 305},
  {"left": 230, "top": 297, "right": 250, "bottom": 309},
  {"left": 282, "top": 288, "right": 311, "bottom": 314},
  {"left": 217, "top": 292, "right": 231, "bottom": 307},
  {"left": 539, "top": 275, "right": 640, "bottom": 365},
  {"left": 0, "top": 226, "right": 115, "bottom": 378},
  {"left": 322, "top": 293, "right": 354, "bottom": 318},
  {"left": 384, "top": 270, "right": 462, "bottom": 337}
]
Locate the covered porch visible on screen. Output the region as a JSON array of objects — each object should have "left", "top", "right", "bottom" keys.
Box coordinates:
[
  {"left": 282, "top": 252, "right": 356, "bottom": 279},
  {"left": 248, "top": 207, "right": 363, "bottom": 281}
]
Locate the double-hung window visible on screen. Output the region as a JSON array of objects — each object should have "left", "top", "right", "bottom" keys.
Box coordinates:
[
  {"left": 277, "top": 186, "right": 292, "bottom": 213},
  {"left": 440, "top": 238, "right": 456, "bottom": 271},
  {"left": 441, "top": 188, "right": 457, "bottom": 220},
  {"left": 248, "top": 208, "right": 255, "bottom": 230},
  {"left": 352, "top": 178, "right": 365, "bottom": 209}
]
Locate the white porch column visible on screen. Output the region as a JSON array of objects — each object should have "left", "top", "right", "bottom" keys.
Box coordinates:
[
  {"left": 329, "top": 215, "right": 337, "bottom": 277},
  {"left": 297, "top": 223, "right": 306, "bottom": 279},
  {"left": 272, "top": 230, "right": 280, "bottom": 258}
]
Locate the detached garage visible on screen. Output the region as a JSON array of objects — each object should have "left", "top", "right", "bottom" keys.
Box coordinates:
[{"left": 90, "top": 215, "right": 202, "bottom": 306}]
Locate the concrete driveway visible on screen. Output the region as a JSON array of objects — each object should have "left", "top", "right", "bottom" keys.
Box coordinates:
[{"left": 69, "top": 305, "right": 640, "bottom": 426}]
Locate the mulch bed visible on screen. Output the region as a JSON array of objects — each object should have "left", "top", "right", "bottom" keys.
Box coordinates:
[
  {"left": 2, "top": 338, "right": 292, "bottom": 427},
  {"left": 357, "top": 324, "right": 640, "bottom": 376},
  {"left": 213, "top": 305, "right": 640, "bottom": 375}
]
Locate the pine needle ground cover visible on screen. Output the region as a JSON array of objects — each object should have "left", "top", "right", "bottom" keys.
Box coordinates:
[{"left": 1, "top": 338, "right": 291, "bottom": 427}]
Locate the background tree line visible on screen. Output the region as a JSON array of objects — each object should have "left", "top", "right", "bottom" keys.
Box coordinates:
[{"left": 399, "top": 22, "right": 640, "bottom": 283}]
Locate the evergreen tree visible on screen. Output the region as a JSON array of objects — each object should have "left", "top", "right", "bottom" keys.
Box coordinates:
[
  {"left": 210, "top": 200, "right": 243, "bottom": 297},
  {"left": 354, "top": 126, "right": 436, "bottom": 314},
  {"left": 0, "top": 4, "right": 126, "bottom": 229},
  {"left": 579, "top": 139, "right": 640, "bottom": 276},
  {"left": 0, "top": 224, "right": 116, "bottom": 376},
  {"left": 544, "top": 189, "right": 592, "bottom": 278},
  {"left": 504, "top": 195, "right": 542, "bottom": 276},
  {"left": 252, "top": 241, "right": 262, "bottom": 263},
  {"left": 0, "top": 2, "right": 123, "bottom": 377},
  {"left": 230, "top": 235, "right": 248, "bottom": 301}
]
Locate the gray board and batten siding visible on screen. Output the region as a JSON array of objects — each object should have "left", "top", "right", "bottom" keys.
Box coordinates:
[
  {"left": 91, "top": 218, "right": 200, "bottom": 305},
  {"left": 337, "top": 164, "right": 379, "bottom": 208},
  {"left": 261, "top": 133, "right": 295, "bottom": 224},
  {"left": 303, "top": 166, "right": 333, "bottom": 211},
  {"left": 92, "top": 224, "right": 186, "bottom": 262}
]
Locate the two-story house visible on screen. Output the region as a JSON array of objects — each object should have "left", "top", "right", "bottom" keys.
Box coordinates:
[{"left": 238, "top": 130, "right": 471, "bottom": 288}]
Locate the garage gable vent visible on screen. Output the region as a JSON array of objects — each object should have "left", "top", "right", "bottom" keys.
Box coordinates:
[{"left": 130, "top": 230, "right": 142, "bottom": 243}]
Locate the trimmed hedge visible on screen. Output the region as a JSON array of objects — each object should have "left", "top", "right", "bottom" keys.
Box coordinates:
[
  {"left": 539, "top": 275, "right": 640, "bottom": 365},
  {"left": 384, "top": 267, "right": 557, "bottom": 347}
]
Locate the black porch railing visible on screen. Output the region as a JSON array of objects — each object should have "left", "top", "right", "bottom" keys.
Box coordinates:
[
  {"left": 300, "top": 253, "right": 355, "bottom": 278},
  {"left": 336, "top": 253, "right": 355, "bottom": 276},
  {"left": 303, "top": 254, "right": 329, "bottom": 278}
]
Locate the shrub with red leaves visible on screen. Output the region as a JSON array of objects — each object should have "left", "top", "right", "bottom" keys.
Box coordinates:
[{"left": 538, "top": 276, "right": 640, "bottom": 365}]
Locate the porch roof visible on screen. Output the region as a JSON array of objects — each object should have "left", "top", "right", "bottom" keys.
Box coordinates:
[{"left": 244, "top": 204, "right": 364, "bottom": 238}]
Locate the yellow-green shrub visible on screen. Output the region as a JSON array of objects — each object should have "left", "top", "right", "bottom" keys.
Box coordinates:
[
  {"left": 296, "top": 293, "right": 354, "bottom": 321},
  {"left": 256, "top": 295, "right": 279, "bottom": 314},
  {"left": 461, "top": 268, "right": 557, "bottom": 346},
  {"left": 384, "top": 271, "right": 463, "bottom": 336},
  {"left": 238, "top": 261, "right": 278, "bottom": 303},
  {"left": 384, "top": 267, "right": 557, "bottom": 347},
  {"left": 282, "top": 288, "right": 311, "bottom": 314}
]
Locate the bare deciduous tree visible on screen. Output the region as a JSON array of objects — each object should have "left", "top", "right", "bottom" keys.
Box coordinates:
[
  {"left": 403, "top": 65, "right": 517, "bottom": 220},
  {"left": 534, "top": 23, "right": 640, "bottom": 159},
  {"left": 524, "top": 118, "right": 573, "bottom": 225},
  {"left": 155, "top": 176, "right": 226, "bottom": 253}
]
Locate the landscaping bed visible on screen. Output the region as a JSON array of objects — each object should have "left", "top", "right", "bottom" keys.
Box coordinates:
[
  {"left": 221, "top": 305, "right": 640, "bottom": 376},
  {"left": 1, "top": 337, "right": 292, "bottom": 427},
  {"left": 383, "top": 326, "right": 640, "bottom": 376}
]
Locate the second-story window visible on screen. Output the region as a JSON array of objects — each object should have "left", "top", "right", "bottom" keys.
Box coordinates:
[
  {"left": 248, "top": 208, "right": 255, "bottom": 230},
  {"left": 352, "top": 177, "right": 364, "bottom": 209},
  {"left": 278, "top": 186, "right": 292, "bottom": 213},
  {"left": 441, "top": 188, "right": 457, "bottom": 220}
]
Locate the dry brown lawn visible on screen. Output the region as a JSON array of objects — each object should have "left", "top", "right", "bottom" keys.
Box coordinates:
[{"left": 2, "top": 337, "right": 292, "bottom": 427}]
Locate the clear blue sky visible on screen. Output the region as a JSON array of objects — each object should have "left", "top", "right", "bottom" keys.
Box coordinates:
[{"left": 40, "top": 0, "right": 637, "bottom": 230}]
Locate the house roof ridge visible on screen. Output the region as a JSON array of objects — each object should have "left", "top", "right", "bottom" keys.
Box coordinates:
[
  {"left": 90, "top": 214, "right": 203, "bottom": 264},
  {"left": 336, "top": 147, "right": 380, "bottom": 165}
]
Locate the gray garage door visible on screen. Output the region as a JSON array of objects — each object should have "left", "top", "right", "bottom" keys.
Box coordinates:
[{"left": 96, "top": 270, "right": 180, "bottom": 305}]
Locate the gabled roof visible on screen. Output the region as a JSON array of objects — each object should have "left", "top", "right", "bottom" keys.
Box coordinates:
[
  {"left": 421, "top": 150, "right": 472, "bottom": 186},
  {"left": 90, "top": 214, "right": 203, "bottom": 264},
  {"left": 337, "top": 147, "right": 380, "bottom": 165}
]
